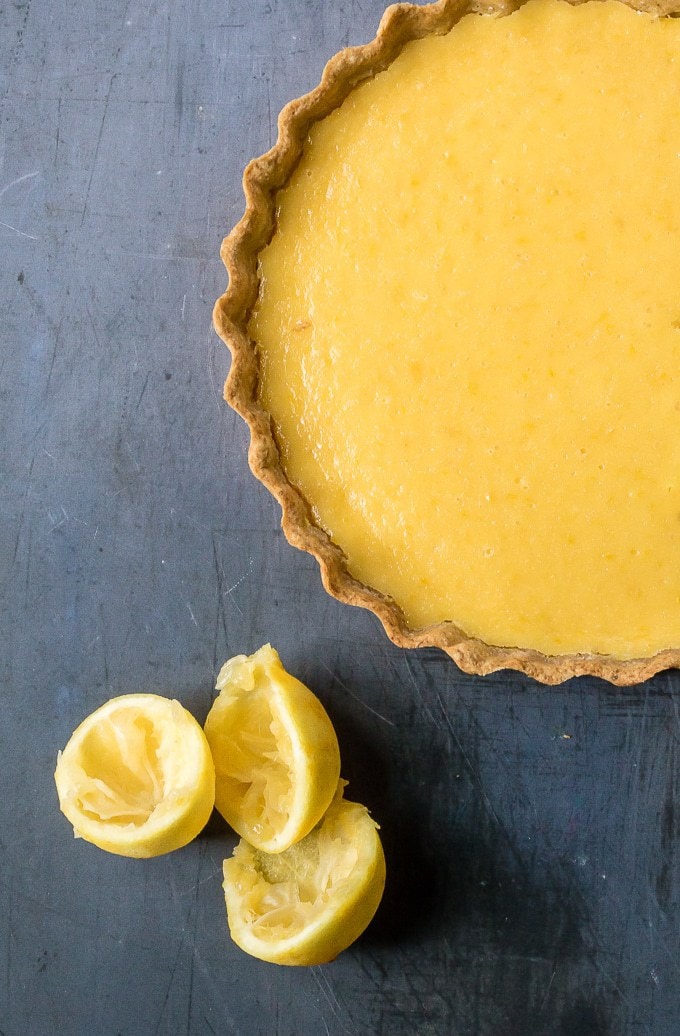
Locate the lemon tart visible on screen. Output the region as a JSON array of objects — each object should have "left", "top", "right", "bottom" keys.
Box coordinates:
[{"left": 214, "top": 0, "right": 680, "bottom": 685}]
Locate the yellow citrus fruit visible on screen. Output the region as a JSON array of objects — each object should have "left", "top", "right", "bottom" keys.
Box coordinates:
[
  {"left": 204, "top": 645, "right": 341, "bottom": 853},
  {"left": 223, "top": 791, "right": 386, "bottom": 965},
  {"left": 54, "top": 694, "right": 215, "bottom": 858}
]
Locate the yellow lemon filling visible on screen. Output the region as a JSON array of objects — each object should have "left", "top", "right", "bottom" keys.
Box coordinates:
[{"left": 251, "top": 0, "right": 680, "bottom": 658}]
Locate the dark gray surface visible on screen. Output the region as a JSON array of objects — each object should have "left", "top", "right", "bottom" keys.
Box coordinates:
[{"left": 2, "top": 2, "right": 680, "bottom": 1034}]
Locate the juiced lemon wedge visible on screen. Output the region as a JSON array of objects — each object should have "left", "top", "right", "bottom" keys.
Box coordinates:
[
  {"left": 223, "top": 791, "right": 386, "bottom": 965},
  {"left": 204, "top": 645, "right": 341, "bottom": 853},
  {"left": 54, "top": 694, "right": 215, "bottom": 858}
]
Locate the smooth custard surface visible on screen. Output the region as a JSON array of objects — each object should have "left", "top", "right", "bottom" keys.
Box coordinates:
[{"left": 251, "top": 0, "right": 680, "bottom": 658}]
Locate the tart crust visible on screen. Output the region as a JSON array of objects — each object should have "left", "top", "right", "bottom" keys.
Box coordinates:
[{"left": 213, "top": 0, "right": 680, "bottom": 686}]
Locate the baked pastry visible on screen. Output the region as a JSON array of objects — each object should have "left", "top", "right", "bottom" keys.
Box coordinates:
[{"left": 214, "top": 0, "right": 680, "bottom": 685}]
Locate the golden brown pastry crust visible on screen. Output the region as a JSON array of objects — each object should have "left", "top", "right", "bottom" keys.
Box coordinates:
[{"left": 213, "top": 0, "right": 680, "bottom": 686}]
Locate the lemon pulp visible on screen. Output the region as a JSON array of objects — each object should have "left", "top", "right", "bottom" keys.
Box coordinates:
[
  {"left": 232, "top": 812, "right": 359, "bottom": 938},
  {"left": 252, "top": 0, "right": 680, "bottom": 658},
  {"left": 72, "top": 711, "right": 167, "bottom": 825},
  {"left": 209, "top": 664, "right": 294, "bottom": 845}
]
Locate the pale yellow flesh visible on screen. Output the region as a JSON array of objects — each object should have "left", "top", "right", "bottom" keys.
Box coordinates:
[
  {"left": 227, "top": 809, "right": 360, "bottom": 941},
  {"left": 72, "top": 712, "right": 166, "bottom": 825},
  {"left": 208, "top": 659, "right": 295, "bottom": 845},
  {"left": 252, "top": 0, "right": 680, "bottom": 658}
]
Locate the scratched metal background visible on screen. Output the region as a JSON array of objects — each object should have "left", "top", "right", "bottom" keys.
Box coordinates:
[{"left": 2, "top": 1, "right": 679, "bottom": 1033}]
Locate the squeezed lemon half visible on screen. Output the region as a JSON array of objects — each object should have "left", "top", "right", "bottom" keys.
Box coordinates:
[
  {"left": 223, "top": 791, "right": 386, "bottom": 966},
  {"left": 54, "top": 694, "right": 216, "bottom": 858},
  {"left": 204, "top": 645, "right": 341, "bottom": 853}
]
